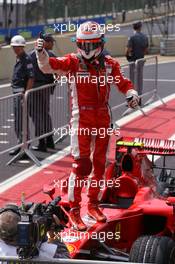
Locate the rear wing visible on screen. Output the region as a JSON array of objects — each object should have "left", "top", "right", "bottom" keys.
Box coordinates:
[{"left": 116, "top": 137, "right": 175, "bottom": 155}]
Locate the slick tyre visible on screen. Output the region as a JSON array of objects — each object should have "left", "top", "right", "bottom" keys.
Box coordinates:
[{"left": 129, "top": 235, "right": 175, "bottom": 263}]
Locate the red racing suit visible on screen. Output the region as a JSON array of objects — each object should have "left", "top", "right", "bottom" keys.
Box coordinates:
[{"left": 37, "top": 51, "right": 134, "bottom": 208}]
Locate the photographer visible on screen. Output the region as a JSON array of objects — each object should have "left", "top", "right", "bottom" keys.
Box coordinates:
[{"left": 0, "top": 207, "right": 69, "bottom": 260}]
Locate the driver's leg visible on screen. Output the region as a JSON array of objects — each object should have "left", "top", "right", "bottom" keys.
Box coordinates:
[
  {"left": 68, "top": 128, "right": 92, "bottom": 231},
  {"left": 87, "top": 132, "right": 110, "bottom": 222}
]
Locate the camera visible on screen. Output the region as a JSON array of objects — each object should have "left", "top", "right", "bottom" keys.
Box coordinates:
[{"left": 17, "top": 196, "right": 67, "bottom": 259}]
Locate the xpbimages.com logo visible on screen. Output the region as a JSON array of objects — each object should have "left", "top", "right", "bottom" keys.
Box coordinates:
[
  {"left": 54, "top": 73, "right": 121, "bottom": 86},
  {"left": 53, "top": 178, "right": 121, "bottom": 191},
  {"left": 53, "top": 21, "right": 120, "bottom": 34},
  {"left": 54, "top": 229, "right": 121, "bottom": 243},
  {"left": 54, "top": 125, "right": 120, "bottom": 139}
]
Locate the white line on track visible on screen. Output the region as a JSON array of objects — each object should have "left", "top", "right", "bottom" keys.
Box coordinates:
[
  {"left": 122, "top": 59, "right": 175, "bottom": 69},
  {"left": 0, "top": 83, "right": 10, "bottom": 89},
  {"left": 0, "top": 133, "right": 7, "bottom": 136},
  {"left": 158, "top": 60, "right": 175, "bottom": 65},
  {"left": 1, "top": 92, "right": 175, "bottom": 193},
  {"left": 1, "top": 126, "right": 11, "bottom": 129},
  {"left": 144, "top": 79, "right": 175, "bottom": 82}
]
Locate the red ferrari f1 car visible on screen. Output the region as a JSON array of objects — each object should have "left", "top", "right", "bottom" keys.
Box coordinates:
[{"left": 46, "top": 137, "right": 175, "bottom": 263}]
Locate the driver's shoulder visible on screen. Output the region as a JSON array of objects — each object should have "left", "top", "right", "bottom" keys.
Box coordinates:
[{"left": 104, "top": 55, "right": 120, "bottom": 67}]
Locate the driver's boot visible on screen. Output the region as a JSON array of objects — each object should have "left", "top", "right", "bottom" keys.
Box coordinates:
[
  {"left": 69, "top": 207, "right": 87, "bottom": 231},
  {"left": 87, "top": 203, "right": 107, "bottom": 222}
]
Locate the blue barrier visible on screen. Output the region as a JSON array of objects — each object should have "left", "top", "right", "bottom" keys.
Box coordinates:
[{"left": 0, "top": 16, "right": 113, "bottom": 42}]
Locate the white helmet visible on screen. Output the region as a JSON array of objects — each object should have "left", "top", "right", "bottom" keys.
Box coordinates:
[
  {"left": 10, "top": 35, "right": 26, "bottom": 47},
  {"left": 76, "top": 21, "right": 104, "bottom": 60}
]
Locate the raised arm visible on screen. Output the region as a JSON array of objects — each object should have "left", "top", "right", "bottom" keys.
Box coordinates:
[{"left": 35, "top": 38, "right": 78, "bottom": 75}]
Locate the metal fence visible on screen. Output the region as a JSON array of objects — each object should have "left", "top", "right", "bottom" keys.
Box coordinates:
[
  {"left": 0, "top": 93, "right": 24, "bottom": 155},
  {"left": 111, "top": 55, "right": 164, "bottom": 120},
  {"left": 7, "top": 82, "right": 70, "bottom": 166},
  {"left": 26, "top": 82, "right": 69, "bottom": 145},
  {"left": 136, "top": 56, "right": 165, "bottom": 106},
  {"left": 111, "top": 60, "right": 146, "bottom": 120}
]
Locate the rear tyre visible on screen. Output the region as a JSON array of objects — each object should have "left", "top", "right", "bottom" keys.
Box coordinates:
[{"left": 129, "top": 235, "right": 175, "bottom": 263}]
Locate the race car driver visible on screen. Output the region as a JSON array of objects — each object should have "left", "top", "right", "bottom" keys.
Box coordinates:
[{"left": 35, "top": 21, "right": 139, "bottom": 231}]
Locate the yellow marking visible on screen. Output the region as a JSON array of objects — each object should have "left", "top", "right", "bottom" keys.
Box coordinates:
[
  {"left": 117, "top": 141, "right": 144, "bottom": 147},
  {"left": 67, "top": 244, "right": 76, "bottom": 253},
  {"left": 115, "top": 222, "right": 121, "bottom": 241},
  {"left": 40, "top": 224, "right": 45, "bottom": 237}
]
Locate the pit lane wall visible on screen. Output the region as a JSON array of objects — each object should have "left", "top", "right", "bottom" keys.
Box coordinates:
[{"left": 0, "top": 35, "right": 160, "bottom": 81}]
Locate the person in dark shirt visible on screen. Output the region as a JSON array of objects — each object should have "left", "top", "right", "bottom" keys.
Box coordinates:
[
  {"left": 9, "top": 35, "right": 34, "bottom": 156},
  {"left": 29, "top": 33, "right": 56, "bottom": 152},
  {"left": 125, "top": 21, "right": 149, "bottom": 98}
]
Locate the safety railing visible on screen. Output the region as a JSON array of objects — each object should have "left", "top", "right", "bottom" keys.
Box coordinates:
[
  {"left": 136, "top": 56, "right": 165, "bottom": 106},
  {"left": 111, "top": 60, "right": 146, "bottom": 121},
  {"left": 0, "top": 93, "right": 24, "bottom": 155},
  {"left": 112, "top": 55, "right": 164, "bottom": 118},
  {"left": 7, "top": 82, "right": 70, "bottom": 166},
  {"left": 25, "top": 82, "right": 69, "bottom": 145}
]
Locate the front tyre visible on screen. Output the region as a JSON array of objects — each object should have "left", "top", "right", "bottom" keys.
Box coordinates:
[{"left": 129, "top": 235, "right": 175, "bottom": 263}]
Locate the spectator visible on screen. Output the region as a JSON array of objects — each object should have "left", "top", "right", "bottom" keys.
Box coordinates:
[
  {"left": 122, "top": 10, "right": 126, "bottom": 23},
  {"left": 4, "top": 35, "right": 11, "bottom": 45},
  {"left": 29, "top": 33, "right": 56, "bottom": 152},
  {"left": 9, "top": 35, "right": 34, "bottom": 156},
  {"left": 0, "top": 205, "right": 69, "bottom": 259},
  {"left": 125, "top": 21, "right": 149, "bottom": 99}
]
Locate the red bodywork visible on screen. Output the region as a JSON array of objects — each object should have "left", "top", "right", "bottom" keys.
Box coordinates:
[{"left": 57, "top": 137, "right": 175, "bottom": 260}]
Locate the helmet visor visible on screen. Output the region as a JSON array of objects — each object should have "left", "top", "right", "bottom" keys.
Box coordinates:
[{"left": 77, "top": 40, "right": 102, "bottom": 54}]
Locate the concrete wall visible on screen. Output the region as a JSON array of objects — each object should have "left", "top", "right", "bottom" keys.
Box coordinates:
[
  {"left": 0, "top": 34, "right": 160, "bottom": 81},
  {"left": 116, "top": 9, "right": 143, "bottom": 23}
]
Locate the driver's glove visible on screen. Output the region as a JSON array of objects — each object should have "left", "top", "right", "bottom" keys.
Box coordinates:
[
  {"left": 35, "top": 38, "right": 44, "bottom": 52},
  {"left": 126, "top": 89, "right": 140, "bottom": 109}
]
